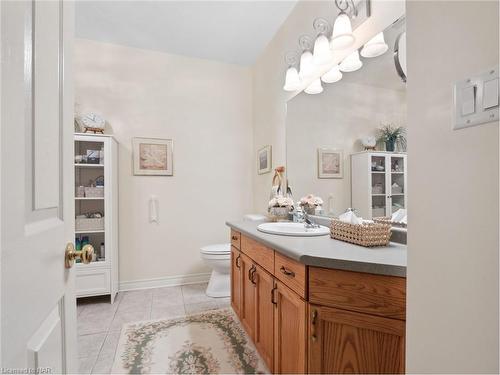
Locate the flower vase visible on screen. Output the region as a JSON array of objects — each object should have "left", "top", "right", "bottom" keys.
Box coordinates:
[
  {"left": 385, "top": 139, "right": 395, "bottom": 152},
  {"left": 304, "top": 205, "right": 316, "bottom": 215},
  {"left": 268, "top": 206, "right": 290, "bottom": 222}
]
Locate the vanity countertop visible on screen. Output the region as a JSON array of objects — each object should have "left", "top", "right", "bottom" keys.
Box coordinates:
[{"left": 226, "top": 220, "right": 407, "bottom": 277}]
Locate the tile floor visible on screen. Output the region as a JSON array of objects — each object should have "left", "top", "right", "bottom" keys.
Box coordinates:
[{"left": 77, "top": 282, "right": 229, "bottom": 374}]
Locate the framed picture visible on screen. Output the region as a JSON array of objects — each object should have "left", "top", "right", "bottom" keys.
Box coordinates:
[
  {"left": 318, "top": 148, "right": 343, "bottom": 178},
  {"left": 132, "top": 137, "right": 173, "bottom": 176},
  {"left": 257, "top": 145, "right": 272, "bottom": 175}
]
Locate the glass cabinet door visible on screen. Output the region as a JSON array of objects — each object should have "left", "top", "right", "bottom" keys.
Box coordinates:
[
  {"left": 389, "top": 155, "right": 405, "bottom": 215},
  {"left": 370, "top": 155, "right": 387, "bottom": 217}
]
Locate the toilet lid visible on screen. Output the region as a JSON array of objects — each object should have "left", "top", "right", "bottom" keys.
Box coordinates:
[{"left": 200, "top": 243, "right": 231, "bottom": 255}]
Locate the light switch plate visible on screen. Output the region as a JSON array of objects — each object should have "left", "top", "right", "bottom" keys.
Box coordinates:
[{"left": 453, "top": 66, "right": 499, "bottom": 130}]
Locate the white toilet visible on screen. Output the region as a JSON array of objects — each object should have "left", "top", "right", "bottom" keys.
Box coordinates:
[
  {"left": 200, "top": 214, "right": 266, "bottom": 298},
  {"left": 200, "top": 243, "right": 231, "bottom": 298}
]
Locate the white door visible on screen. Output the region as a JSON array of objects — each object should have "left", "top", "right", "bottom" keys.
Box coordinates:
[{"left": 1, "top": 1, "right": 84, "bottom": 372}]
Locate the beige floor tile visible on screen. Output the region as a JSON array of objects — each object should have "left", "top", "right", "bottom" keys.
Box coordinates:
[
  {"left": 181, "top": 283, "right": 213, "bottom": 304},
  {"left": 150, "top": 304, "right": 186, "bottom": 320},
  {"left": 92, "top": 352, "right": 115, "bottom": 374},
  {"left": 216, "top": 297, "right": 231, "bottom": 309},
  {"left": 79, "top": 355, "right": 97, "bottom": 375},
  {"left": 109, "top": 309, "right": 151, "bottom": 332},
  {"left": 184, "top": 301, "right": 219, "bottom": 315},
  {"left": 78, "top": 333, "right": 106, "bottom": 359},
  {"left": 100, "top": 331, "right": 121, "bottom": 356},
  {"left": 78, "top": 315, "right": 114, "bottom": 336}
]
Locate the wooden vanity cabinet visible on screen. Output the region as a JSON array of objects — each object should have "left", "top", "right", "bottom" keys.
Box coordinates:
[
  {"left": 308, "top": 304, "right": 405, "bottom": 374},
  {"left": 254, "top": 264, "right": 275, "bottom": 371},
  {"left": 273, "top": 279, "right": 307, "bottom": 374},
  {"left": 240, "top": 253, "right": 257, "bottom": 339},
  {"left": 230, "top": 230, "right": 406, "bottom": 374},
  {"left": 230, "top": 247, "right": 242, "bottom": 317}
]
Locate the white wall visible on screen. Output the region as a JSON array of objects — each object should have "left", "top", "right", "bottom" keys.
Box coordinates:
[
  {"left": 74, "top": 39, "right": 253, "bottom": 285},
  {"left": 287, "top": 83, "right": 406, "bottom": 216},
  {"left": 252, "top": 0, "right": 405, "bottom": 212},
  {"left": 406, "top": 1, "right": 499, "bottom": 373}
]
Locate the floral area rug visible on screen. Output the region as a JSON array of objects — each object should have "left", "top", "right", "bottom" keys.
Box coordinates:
[{"left": 111, "top": 308, "right": 268, "bottom": 374}]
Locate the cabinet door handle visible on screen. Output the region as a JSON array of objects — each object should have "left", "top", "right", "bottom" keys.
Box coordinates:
[
  {"left": 271, "top": 284, "right": 277, "bottom": 305},
  {"left": 280, "top": 266, "right": 295, "bottom": 277},
  {"left": 311, "top": 309, "right": 318, "bottom": 342},
  {"left": 235, "top": 255, "right": 241, "bottom": 269},
  {"left": 250, "top": 266, "right": 257, "bottom": 285},
  {"left": 231, "top": 235, "right": 238, "bottom": 241}
]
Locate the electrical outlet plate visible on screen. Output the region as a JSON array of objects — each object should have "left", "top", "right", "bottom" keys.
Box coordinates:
[{"left": 453, "top": 66, "right": 499, "bottom": 130}]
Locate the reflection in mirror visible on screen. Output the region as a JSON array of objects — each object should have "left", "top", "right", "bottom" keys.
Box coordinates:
[{"left": 286, "top": 18, "right": 407, "bottom": 227}]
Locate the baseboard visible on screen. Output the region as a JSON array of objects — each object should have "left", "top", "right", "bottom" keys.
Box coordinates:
[{"left": 119, "top": 272, "right": 211, "bottom": 292}]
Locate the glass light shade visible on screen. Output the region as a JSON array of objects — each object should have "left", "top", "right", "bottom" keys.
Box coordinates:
[
  {"left": 321, "top": 65, "right": 343, "bottom": 83},
  {"left": 330, "top": 13, "right": 355, "bottom": 50},
  {"left": 304, "top": 79, "right": 323, "bottom": 94},
  {"left": 283, "top": 67, "right": 301, "bottom": 91},
  {"left": 339, "top": 50, "right": 363, "bottom": 72},
  {"left": 360, "top": 32, "right": 389, "bottom": 58},
  {"left": 299, "top": 51, "right": 314, "bottom": 79},
  {"left": 313, "top": 34, "right": 333, "bottom": 65}
]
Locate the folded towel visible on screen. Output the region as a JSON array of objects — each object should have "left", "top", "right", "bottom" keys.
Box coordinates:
[
  {"left": 339, "top": 210, "right": 363, "bottom": 225},
  {"left": 391, "top": 208, "right": 407, "bottom": 223}
]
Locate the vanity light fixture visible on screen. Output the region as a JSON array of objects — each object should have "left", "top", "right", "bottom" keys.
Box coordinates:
[
  {"left": 339, "top": 50, "right": 363, "bottom": 72},
  {"left": 312, "top": 18, "right": 333, "bottom": 65},
  {"left": 298, "top": 36, "right": 315, "bottom": 79},
  {"left": 330, "top": 0, "right": 356, "bottom": 50},
  {"left": 305, "top": 78, "right": 323, "bottom": 94},
  {"left": 360, "top": 31, "right": 389, "bottom": 58},
  {"left": 321, "top": 64, "right": 343, "bottom": 83},
  {"left": 283, "top": 52, "right": 302, "bottom": 91}
]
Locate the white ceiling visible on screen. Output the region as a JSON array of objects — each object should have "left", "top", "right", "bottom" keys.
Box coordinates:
[{"left": 75, "top": 1, "right": 298, "bottom": 66}]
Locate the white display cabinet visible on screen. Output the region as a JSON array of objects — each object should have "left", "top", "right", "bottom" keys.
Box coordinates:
[
  {"left": 74, "top": 133, "right": 119, "bottom": 303},
  {"left": 351, "top": 151, "right": 407, "bottom": 219}
]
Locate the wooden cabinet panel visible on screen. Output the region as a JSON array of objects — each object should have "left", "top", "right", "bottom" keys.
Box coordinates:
[
  {"left": 308, "top": 304, "right": 405, "bottom": 374},
  {"left": 309, "top": 267, "right": 406, "bottom": 320},
  {"left": 240, "top": 253, "right": 256, "bottom": 339},
  {"left": 230, "top": 246, "right": 242, "bottom": 317},
  {"left": 274, "top": 280, "right": 307, "bottom": 374},
  {"left": 254, "top": 265, "right": 274, "bottom": 372},
  {"left": 274, "top": 252, "right": 307, "bottom": 298},
  {"left": 231, "top": 229, "right": 241, "bottom": 249},
  {"left": 241, "top": 235, "right": 274, "bottom": 274}
]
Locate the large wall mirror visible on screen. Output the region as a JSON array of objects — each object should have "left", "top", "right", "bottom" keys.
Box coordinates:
[{"left": 286, "top": 17, "right": 407, "bottom": 225}]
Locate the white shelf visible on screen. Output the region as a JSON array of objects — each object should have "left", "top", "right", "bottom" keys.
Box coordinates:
[
  {"left": 75, "top": 229, "right": 105, "bottom": 234},
  {"left": 371, "top": 194, "right": 386, "bottom": 196},
  {"left": 75, "top": 197, "right": 104, "bottom": 200},
  {"left": 391, "top": 171, "right": 404, "bottom": 174},
  {"left": 75, "top": 164, "right": 104, "bottom": 168},
  {"left": 371, "top": 171, "right": 386, "bottom": 173}
]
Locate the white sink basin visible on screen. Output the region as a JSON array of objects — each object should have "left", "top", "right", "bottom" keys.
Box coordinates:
[{"left": 257, "top": 222, "right": 330, "bottom": 237}]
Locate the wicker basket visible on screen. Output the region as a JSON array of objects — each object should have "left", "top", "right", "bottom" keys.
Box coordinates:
[
  {"left": 84, "top": 186, "right": 104, "bottom": 198},
  {"left": 330, "top": 218, "right": 391, "bottom": 247},
  {"left": 75, "top": 217, "right": 104, "bottom": 231},
  {"left": 373, "top": 216, "right": 407, "bottom": 229}
]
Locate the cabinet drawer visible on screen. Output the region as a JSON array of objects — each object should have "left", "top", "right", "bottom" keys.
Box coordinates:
[
  {"left": 76, "top": 268, "right": 111, "bottom": 297},
  {"left": 274, "top": 252, "right": 307, "bottom": 298},
  {"left": 241, "top": 235, "right": 274, "bottom": 274},
  {"left": 230, "top": 230, "right": 241, "bottom": 249},
  {"left": 309, "top": 267, "right": 406, "bottom": 320}
]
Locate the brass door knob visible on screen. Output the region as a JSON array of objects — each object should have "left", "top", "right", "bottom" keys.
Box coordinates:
[{"left": 65, "top": 242, "right": 94, "bottom": 268}]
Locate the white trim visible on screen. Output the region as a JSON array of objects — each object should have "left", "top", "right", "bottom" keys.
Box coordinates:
[{"left": 119, "top": 272, "right": 211, "bottom": 292}]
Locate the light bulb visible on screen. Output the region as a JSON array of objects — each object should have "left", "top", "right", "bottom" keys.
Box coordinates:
[
  {"left": 321, "top": 65, "right": 343, "bottom": 83},
  {"left": 313, "top": 34, "right": 333, "bottom": 65},
  {"left": 283, "top": 67, "right": 301, "bottom": 91},
  {"left": 299, "top": 51, "right": 314, "bottom": 79},
  {"left": 360, "top": 32, "right": 389, "bottom": 58},
  {"left": 339, "top": 50, "right": 363, "bottom": 72},
  {"left": 304, "top": 79, "right": 323, "bottom": 94},
  {"left": 330, "top": 13, "right": 355, "bottom": 50}
]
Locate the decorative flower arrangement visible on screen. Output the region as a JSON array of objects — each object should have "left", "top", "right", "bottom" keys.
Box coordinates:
[
  {"left": 377, "top": 124, "right": 407, "bottom": 152},
  {"left": 299, "top": 194, "right": 323, "bottom": 214},
  {"left": 268, "top": 196, "right": 294, "bottom": 208},
  {"left": 268, "top": 195, "right": 294, "bottom": 222}
]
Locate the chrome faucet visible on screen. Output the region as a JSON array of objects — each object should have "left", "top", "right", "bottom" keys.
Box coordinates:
[{"left": 303, "top": 210, "right": 320, "bottom": 229}]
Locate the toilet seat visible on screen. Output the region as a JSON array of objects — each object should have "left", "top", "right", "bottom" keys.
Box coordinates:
[{"left": 200, "top": 243, "right": 231, "bottom": 255}]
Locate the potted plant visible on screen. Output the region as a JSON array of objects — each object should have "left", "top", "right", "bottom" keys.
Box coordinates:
[
  {"left": 268, "top": 196, "right": 294, "bottom": 221},
  {"left": 377, "top": 124, "right": 407, "bottom": 152},
  {"left": 299, "top": 194, "right": 324, "bottom": 215}
]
